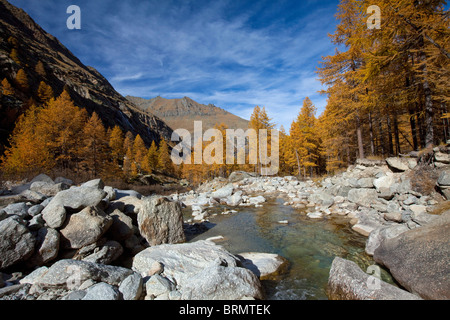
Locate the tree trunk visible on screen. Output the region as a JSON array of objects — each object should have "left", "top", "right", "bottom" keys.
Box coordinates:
[
  {"left": 387, "top": 114, "right": 394, "bottom": 156},
  {"left": 423, "top": 76, "right": 434, "bottom": 148},
  {"left": 368, "top": 112, "right": 375, "bottom": 156},
  {"left": 416, "top": 107, "right": 426, "bottom": 149},
  {"left": 356, "top": 115, "right": 365, "bottom": 159},
  {"left": 418, "top": 35, "right": 434, "bottom": 148},
  {"left": 393, "top": 113, "right": 401, "bottom": 155},
  {"left": 295, "top": 149, "right": 301, "bottom": 177},
  {"left": 442, "top": 102, "right": 449, "bottom": 143},
  {"left": 409, "top": 107, "right": 419, "bottom": 151},
  {"left": 378, "top": 117, "right": 385, "bottom": 157}
]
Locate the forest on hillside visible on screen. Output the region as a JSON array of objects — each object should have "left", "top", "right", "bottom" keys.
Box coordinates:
[{"left": 0, "top": 0, "right": 448, "bottom": 184}]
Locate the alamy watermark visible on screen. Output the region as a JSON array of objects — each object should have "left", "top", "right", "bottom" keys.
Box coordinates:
[
  {"left": 66, "top": 5, "right": 81, "bottom": 30},
  {"left": 171, "top": 121, "right": 280, "bottom": 176},
  {"left": 366, "top": 265, "right": 381, "bottom": 290},
  {"left": 367, "top": 5, "right": 381, "bottom": 29}
]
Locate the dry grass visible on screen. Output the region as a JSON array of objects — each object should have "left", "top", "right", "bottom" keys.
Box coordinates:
[
  {"left": 366, "top": 155, "right": 384, "bottom": 161},
  {"left": 429, "top": 200, "right": 450, "bottom": 216},
  {"left": 407, "top": 164, "right": 440, "bottom": 196},
  {"left": 0, "top": 168, "right": 189, "bottom": 197}
]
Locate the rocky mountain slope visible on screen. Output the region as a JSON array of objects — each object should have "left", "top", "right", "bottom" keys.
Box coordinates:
[
  {"left": 127, "top": 95, "right": 249, "bottom": 133},
  {"left": 0, "top": 0, "right": 172, "bottom": 153}
]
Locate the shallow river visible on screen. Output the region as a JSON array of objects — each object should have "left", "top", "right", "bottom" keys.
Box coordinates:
[{"left": 185, "top": 196, "right": 387, "bottom": 300}]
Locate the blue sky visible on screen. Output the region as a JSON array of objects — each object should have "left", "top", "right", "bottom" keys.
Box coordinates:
[{"left": 9, "top": 0, "right": 340, "bottom": 130}]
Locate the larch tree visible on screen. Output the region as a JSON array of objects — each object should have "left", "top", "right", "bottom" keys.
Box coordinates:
[
  {"left": 35, "top": 60, "right": 46, "bottom": 77},
  {"left": 132, "top": 134, "right": 148, "bottom": 174},
  {"left": 146, "top": 140, "right": 158, "bottom": 172},
  {"left": 36, "top": 81, "right": 54, "bottom": 104},
  {"left": 249, "top": 105, "right": 275, "bottom": 173},
  {"left": 36, "top": 90, "right": 88, "bottom": 171},
  {"left": 288, "top": 97, "right": 320, "bottom": 177},
  {"left": 1, "top": 78, "right": 14, "bottom": 96},
  {"left": 15, "top": 69, "right": 29, "bottom": 92},
  {"left": 157, "top": 138, "right": 174, "bottom": 175},
  {"left": 109, "top": 125, "right": 125, "bottom": 167},
  {"left": 123, "top": 147, "right": 133, "bottom": 179},
  {"left": 10, "top": 48, "right": 20, "bottom": 65},
  {"left": 80, "top": 112, "right": 110, "bottom": 177},
  {"left": 123, "top": 132, "right": 134, "bottom": 157},
  {"left": 0, "top": 104, "right": 52, "bottom": 176}
]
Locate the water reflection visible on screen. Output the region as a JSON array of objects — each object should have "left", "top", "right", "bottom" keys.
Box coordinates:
[{"left": 185, "top": 197, "right": 384, "bottom": 300}]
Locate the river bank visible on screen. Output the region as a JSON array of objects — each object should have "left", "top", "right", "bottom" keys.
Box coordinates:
[
  {"left": 0, "top": 147, "right": 449, "bottom": 300},
  {"left": 174, "top": 147, "right": 450, "bottom": 300}
]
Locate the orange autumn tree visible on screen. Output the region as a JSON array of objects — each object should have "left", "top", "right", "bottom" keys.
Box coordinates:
[
  {"left": 132, "top": 134, "right": 149, "bottom": 174},
  {"left": 15, "top": 68, "right": 29, "bottom": 92},
  {"left": 1, "top": 104, "right": 52, "bottom": 176},
  {"left": 37, "top": 90, "right": 88, "bottom": 171},
  {"left": 80, "top": 112, "right": 110, "bottom": 177},
  {"left": 1, "top": 90, "right": 88, "bottom": 177},
  {"left": 146, "top": 140, "right": 159, "bottom": 172},
  {"left": 1, "top": 78, "right": 14, "bottom": 96},
  {"left": 157, "top": 138, "right": 174, "bottom": 176},
  {"left": 36, "top": 81, "right": 54, "bottom": 104},
  {"left": 109, "top": 125, "right": 125, "bottom": 168}
]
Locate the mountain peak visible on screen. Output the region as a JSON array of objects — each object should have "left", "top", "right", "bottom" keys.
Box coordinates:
[{"left": 127, "top": 95, "right": 249, "bottom": 133}]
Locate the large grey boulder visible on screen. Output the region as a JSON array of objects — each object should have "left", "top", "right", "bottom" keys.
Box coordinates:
[
  {"left": 180, "top": 264, "right": 264, "bottom": 300},
  {"left": 82, "top": 240, "right": 123, "bottom": 264},
  {"left": 119, "top": 273, "right": 143, "bottom": 300},
  {"left": 133, "top": 241, "right": 239, "bottom": 284},
  {"left": 30, "top": 181, "right": 69, "bottom": 196},
  {"left": 373, "top": 211, "right": 450, "bottom": 300},
  {"left": 385, "top": 157, "right": 413, "bottom": 172},
  {"left": 145, "top": 274, "right": 176, "bottom": 299},
  {"left": 210, "top": 184, "right": 234, "bottom": 199},
  {"left": 327, "top": 257, "right": 421, "bottom": 300},
  {"left": 237, "top": 252, "right": 289, "bottom": 280},
  {"left": 27, "top": 227, "right": 59, "bottom": 266},
  {"left": 81, "top": 178, "right": 105, "bottom": 189},
  {"left": 437, "top": 170, "right": 450, "bottom": 187},
  {"left": 437, "top": 170, "right": 450, "bottom": 200},
  {"left": 0, "top": 217, "right": 35, "bottom": 269},
  {"left": 31, "top": 173, "right": 54, "bottom": 184},
  {"left": 108, "top": 196, "right": 143, "bottom": 215},
  {"left": 41, "top": 186, "right": 107, "bottom": 228},
  {"left": 2, "top": 202, "right": 29, "bottom": 218},
  {"left": 35, "top": 259, "right": 133, "bottom": 290},
  {"left": 59, "top": 206, "right": 112, "bottom": 249},
  {"left": 106, "top": 209, "right": 134, "bottom": 241},
  {"left": 248, "top": 195, "right": 266, "bottom": 205},
  {"left": 137, "top": 196, "right": 185, "bottom": 246},
  {"left": 225, "top": 191, "right": 243, "bottom": 206},
  {"left": 365, "top": 224, "right": 410, "bottom": 256},
  {"left": 434, "top": 152, "right": 450, "bottom": 164},
  {"left": 347, "top": 188, "right": 379, "bottom": 207},
  {"left": 373, "top": 174, "right": 396, "bottom": 195},
  {"left": 132, "top": 240, "right": 264, "bottom": 300},
  {"left": 309, "top": 191, "right": 334, "bottom": 207},
  {"left": 82, "top": 282, "right": 121, "bottom": 300}
]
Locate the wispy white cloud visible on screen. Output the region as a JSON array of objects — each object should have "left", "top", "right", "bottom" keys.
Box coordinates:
[{"left": 9, "top": 0, "right": 339, "bottom": 130}]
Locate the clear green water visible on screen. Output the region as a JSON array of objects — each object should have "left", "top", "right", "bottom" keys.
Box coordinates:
[{"left": 186, "top": 196, "right": 386, "bottom": 300}]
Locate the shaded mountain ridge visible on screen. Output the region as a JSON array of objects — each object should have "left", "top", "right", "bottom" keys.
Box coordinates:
[{"left": 0, "top": 0, "right": 172, "bottom": 153}]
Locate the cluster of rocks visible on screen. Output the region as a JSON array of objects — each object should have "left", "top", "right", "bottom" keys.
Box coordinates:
[
  {"left": 169, "top": 150, "right": 449, "bottom": 300},
  {"left": 174, "top": 177, "right": 268, "bottom": 222},
  {"left": 323, "top": 151, "right": 449, "bottom": 300},
  {"left": 0, "top": 174, "right": 287, "bottom": 300}
]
